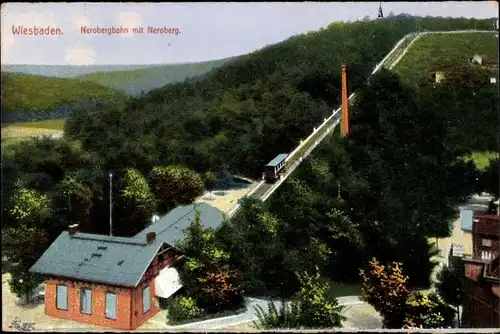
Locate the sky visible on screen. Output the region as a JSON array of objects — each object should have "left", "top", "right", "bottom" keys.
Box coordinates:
[{"left": 1, "top": 2, "right": 497, "bottom": 66}]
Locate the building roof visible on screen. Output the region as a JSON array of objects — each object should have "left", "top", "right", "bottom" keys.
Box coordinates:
[
  {"left": 29, "top": 232, "right": 162, "bottom": 287},
  {"left": 266, "top": 153, "right": 288, "bottom": 167},
  {"left": 135, "top": 203, "right": 225, "bottom": 247}
]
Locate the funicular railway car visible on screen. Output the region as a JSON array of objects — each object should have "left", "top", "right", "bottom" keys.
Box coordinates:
[{"left": 263, "top": 153, "right": 288, "bottom": 182}]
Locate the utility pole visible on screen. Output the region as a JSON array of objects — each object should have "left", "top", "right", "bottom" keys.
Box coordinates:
[
  {"left": 68, "top": 191, "right": 71, "bottom": 213},
  {"left": 109, "top": 173, "right": 113, "bottom": 236}
]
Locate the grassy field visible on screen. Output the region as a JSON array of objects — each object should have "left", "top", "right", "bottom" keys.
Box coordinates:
[
  {"left": 464, "top": 151, "right": 498, "bottom": 170},
  {"left": 393, "top": 32, "right": 499, "bottom": 84},
  {"left": 77, "top": 57, "right": 235, "bottom": 95},
  {"left": 8, "top": 118, "right": 67, "bottom": 131},
  {"left": 1, "top": 72, "right": 129, "bottom": 115}
]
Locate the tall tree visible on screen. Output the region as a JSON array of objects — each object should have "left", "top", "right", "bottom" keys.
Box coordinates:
[
  {"left": 52, "top": 173, "right": 94, "bottom": 236},
  {"left": 177, "top": 210, "right": 244, "bottom": 313},
  {"left": 3, "top": 224, "right": 49, "bottom": 303},
  {"left": 114, "top": 168, "right": 156, "bottom": 236},
  {"left": 8, "top": 180, "right": 52, "bottom": 227},
  {"left": 435, "top": 263, "right": 464, "bottom": 325},
  {"left": 149, "top": 165, "right": 204, "bottom": 213},
  {"left": 360, "top": 258, "right": 411, "bottom": 328}
]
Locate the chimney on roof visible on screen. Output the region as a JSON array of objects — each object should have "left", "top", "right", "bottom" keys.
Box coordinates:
[
  {"left": 146, "top": 232, "right": 156, "bottom": 244},
  {"left": 69, "top": 223, "right": 79, "bottom": 237}
]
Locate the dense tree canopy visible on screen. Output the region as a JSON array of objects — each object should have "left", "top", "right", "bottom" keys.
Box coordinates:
[
  {"left": 268, "top": 69, "right": 480, "bottom": 288},
  {"left": 64, "top": 17, "right": 494, "bottom": 178},
  {"left": 1, "top": 137, "right": 206, "bottom": 297}
]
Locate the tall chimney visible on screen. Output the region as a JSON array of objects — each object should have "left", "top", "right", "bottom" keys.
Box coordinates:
[
  {"left": 68, "top": 223, "right": 79, "bottom": 237},
  {"left": 146, "top": 232, "right": 156, "bottom": 244},
  {"left": 341, "top": 64, "right": 350, "bottom": 137}
]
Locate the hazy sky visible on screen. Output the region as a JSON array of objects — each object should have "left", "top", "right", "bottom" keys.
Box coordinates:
[{"left": 1, "top": 2, "right": 497, "bottom": 65}]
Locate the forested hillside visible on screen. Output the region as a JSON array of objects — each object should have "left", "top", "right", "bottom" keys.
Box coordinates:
[
  {"left": 65, "top": 17, "right": 494, "bottom": 178},
  {"left": 76, "top": 57, "right": 236, "bottom": 96},
  {"left": 1, "top": 72, "right": 129, "bottom": 123},
  {"left": 393, "top": 32, "right": 499, "bottom": 152}
]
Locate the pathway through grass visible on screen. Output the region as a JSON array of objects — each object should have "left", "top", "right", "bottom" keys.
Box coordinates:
[{"left": 8, "top": 118, "right": 67, "bottom": 131}]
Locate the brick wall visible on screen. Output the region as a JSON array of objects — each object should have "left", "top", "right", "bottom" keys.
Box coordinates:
[
  {"left": 464, "top": 260, "right": 484, "bottom": 281},
  {"left": 462, "top": 277, "right": 500, "bottom": 328},
  {"left": 45, "top": 277, "right": 134, "bottom": 329},
  {"left": 43, "top": 250, "right": 179, "bottom": 329},
  {"left": 45, "top": 276, "right": 159, "bottom": 330},
  {"left": 130, "top": 279, "right": 160, "bottom": 329}
]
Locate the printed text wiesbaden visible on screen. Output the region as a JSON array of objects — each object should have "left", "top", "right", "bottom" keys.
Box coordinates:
[{"left": 12, "top": 25, "right": 63, "bottom": 36}]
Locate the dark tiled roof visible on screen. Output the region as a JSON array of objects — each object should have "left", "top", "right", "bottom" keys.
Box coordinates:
[
  {"left": 29, "top": 232, "right": 161, "bottom": 287},
  {"left": 135, "top": 203, "right": 225, "bottom": 247},
  {"left": 266, "top": 153, "right": 288, "bottom": 167}
]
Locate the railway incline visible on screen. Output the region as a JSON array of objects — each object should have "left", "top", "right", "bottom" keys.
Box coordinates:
[{"left": 226, "top": 29, "right": 496, "bottom": 218}]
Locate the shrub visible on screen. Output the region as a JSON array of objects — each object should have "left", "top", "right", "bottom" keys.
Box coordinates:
[
  {"left": 166, "top": 296, "right": 205, "bottom": 324},
  {"left": 197, "top": 265, "right": 245, "bottom": 314},
  {"left": 253, "top": 300, "right": 302, "bottom": 330}
]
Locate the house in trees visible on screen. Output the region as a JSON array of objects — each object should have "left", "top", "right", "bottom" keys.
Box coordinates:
[
  {"left": 468, "top": 54, "right": 483, "bottom": 66},
  {"left": 461, "top": 201, "right": 500, "bottom": 328},
  {"left": 431, "top": 71, "right": 447, "bottom": 83},
  {"left": 29, "top": 203, "right": 225, "bottom": 329}
]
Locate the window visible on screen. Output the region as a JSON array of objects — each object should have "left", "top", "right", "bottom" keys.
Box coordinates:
[
  {"left": 482, "top": 238, "right": 493, "bottom": 247},
  {"left": 56, "top": 284, "right": 68, "bottom": 310},
  {"left": 105, "top": 292, "right": 117, "bottom": 320},
  {"left": 80, "top": 288, "right": 92, "bottom": 314},
  {"left": 142, "top": 286, "right": 151, "bottom": 313}
]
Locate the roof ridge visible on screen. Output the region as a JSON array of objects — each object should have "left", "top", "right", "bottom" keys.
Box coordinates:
[
  {"left": 153, "top": 204, "right": 200, "bottom": 237},
  {"left": 71, "top": 232, "right": 149, "bottom": 246}
]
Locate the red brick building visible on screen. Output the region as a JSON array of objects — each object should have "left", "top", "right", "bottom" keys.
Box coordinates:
[
  {"left": 30, "top": 227, "right": 184, "bottom": 330},
  {"left": 29, "top": 203, "right": 224, "bottom": 329},
  {"left": 461, "top": 209, "right": 500, "bottom": 328}
]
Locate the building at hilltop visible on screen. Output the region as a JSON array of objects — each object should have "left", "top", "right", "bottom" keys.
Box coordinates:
[
  {"left": 29, "top": 203, "right": 225, "bottom": 330},
  {"left": 377, "top": 2, "right": 384, "bottom": 19},
  {"left": 469, "top": 54, "right": 483, "bottom": 66}
]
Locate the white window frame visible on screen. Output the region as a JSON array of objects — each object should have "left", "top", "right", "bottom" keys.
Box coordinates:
[
  {"left": 105, "top": 292, "right": 117, "bottom": 320},
  {"left": 56, "top": 284, "right": 68, "bottom": 310},
  {"left": 482, "top": 238, "right": 493, "bottom": 247},
  {"left": 142, "top": 285, "right": 151, "bottom": 314},
  {"left": 80, "top": 288, "right": 92, "bottom": 315}
]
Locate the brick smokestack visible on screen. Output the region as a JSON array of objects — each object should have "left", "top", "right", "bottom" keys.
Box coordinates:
[
  {"left": 146, "top": 232, "right": 156, "bottom": 244},
  {"left": 68, "top": 223, "right": 79, "bottom": 237},
  {"left": 341, "top": 64, "right": 349, "bottom": 137}
]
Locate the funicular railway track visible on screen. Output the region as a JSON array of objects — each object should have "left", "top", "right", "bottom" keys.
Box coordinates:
[{"left": 226, "top": 29, "right": 497, "bottom": 218}]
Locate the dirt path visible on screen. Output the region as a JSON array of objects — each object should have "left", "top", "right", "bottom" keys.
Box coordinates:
[
  {"left": 195, "top": 181, "right": 259, "bottom": 214},
  {"left": 2, "top": 126, "right": 63, "bottom": 138}
]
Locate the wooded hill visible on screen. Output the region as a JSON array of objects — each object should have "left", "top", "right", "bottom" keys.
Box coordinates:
[
  {"left": 65, "top": 17, "right": 495, "bottom": 178},
  {"left": 75, "top": 57, "right": 236, "bottom": 96},
  {"left": 1, "top": 72, "right": 129, "bottom": 123}
]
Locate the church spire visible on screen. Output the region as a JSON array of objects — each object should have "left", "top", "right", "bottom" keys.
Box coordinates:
[{"left": 378, "top": 2, "right": 384, "bottom": 19}]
